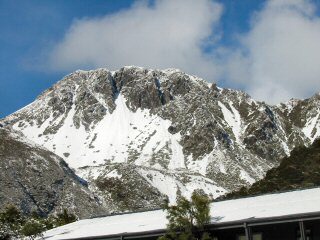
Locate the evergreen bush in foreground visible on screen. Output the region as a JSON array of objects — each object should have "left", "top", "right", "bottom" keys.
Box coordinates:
[{"left": 159, "top": 191, "right": 216, "bottom": 240}]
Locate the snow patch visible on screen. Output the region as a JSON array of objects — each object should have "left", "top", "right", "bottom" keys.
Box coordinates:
[
  {"left": 218, "top": 101, "right": 242, "bottom": 144},
  {"left": 239, "top": 170, "right": 255, "bottom": 184},
  {"left": 138, "top": 168, "right": 226, "bottom": 204},
  {"left": 302, "top": 113, "right": 320, "bottom": 141},
  {"left": 107, "top": 169, "right": 122, "bottom": 179}
]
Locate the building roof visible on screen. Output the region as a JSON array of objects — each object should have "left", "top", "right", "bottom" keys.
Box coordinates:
[{"left": 42, "top": 187, "right": 320, "bottom": 240}]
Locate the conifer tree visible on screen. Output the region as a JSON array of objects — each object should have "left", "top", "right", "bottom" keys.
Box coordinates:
[
  {"left": 55, "top": 209, "right": 77, "bottom": 226},
  {"left": 21, "top": 218, "right": 45, "bottom": 240},
  {"left": 159, "top": 191, "right": 214, "bottom": 240},
  {"left": 0, "top": 204, "right": 24, "bottom": 239}
]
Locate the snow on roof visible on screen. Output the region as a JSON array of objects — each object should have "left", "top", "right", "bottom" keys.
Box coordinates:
[{"left": 43, "top": 188, "right": 320, "bottom": 239}]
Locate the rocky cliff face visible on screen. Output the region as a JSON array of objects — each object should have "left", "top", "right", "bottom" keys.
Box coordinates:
[
  {"left": 223, "top": 138, "right": 320, "bottom": 199},
  {"left": 0, "top": 127, "right": 105, "bottom": 218},
  {"left": 1, "top": 66, "right": 319, "bottom": 212}
]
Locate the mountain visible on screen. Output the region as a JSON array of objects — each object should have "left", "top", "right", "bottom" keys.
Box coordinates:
[
  {"left": 0, "top": 127, "right": 105, "bottom": 218},
  {"left": 222, "top": 138, "right": 320, "bottom": 199},
  {"left": 1, "top": 66, "right": 319, "bottom": 212}
]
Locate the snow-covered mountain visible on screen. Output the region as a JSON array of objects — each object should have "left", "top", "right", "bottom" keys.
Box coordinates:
[{"left": 1, "top": 66, "right": 320, "bottom": 212}]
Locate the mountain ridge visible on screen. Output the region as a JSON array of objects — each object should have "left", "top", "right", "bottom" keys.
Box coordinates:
[{"left": 1, "top": 66, "right": 319, "bottom": 213}]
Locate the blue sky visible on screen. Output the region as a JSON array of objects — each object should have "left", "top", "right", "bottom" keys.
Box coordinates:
[
  {"left": 0, "top": 0, "right": 135, "bottom": 117},
  {"left": 1, "top": 0, "right": 320, "bottom": 118}
]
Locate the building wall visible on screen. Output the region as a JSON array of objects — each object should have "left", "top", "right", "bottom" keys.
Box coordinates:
[{"left": 108, "top": 219, "right": 320, "bottom": 240}]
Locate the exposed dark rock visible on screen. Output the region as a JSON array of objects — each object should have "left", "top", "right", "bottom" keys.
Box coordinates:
[{"left": 0, "top": 128, "right": 105, "bottom": 218}]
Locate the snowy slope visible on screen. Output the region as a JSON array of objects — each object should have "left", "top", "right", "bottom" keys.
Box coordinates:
[{"left": 12, "top": 94, "right": 184, "bottom": 170}]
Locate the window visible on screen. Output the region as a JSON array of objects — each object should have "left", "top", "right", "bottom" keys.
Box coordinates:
[
  {"left": 238, "top": 233, "right": 262, "bottom": 240},
  {"left": 297, "top": 229, "right": 312, "bottom": 240}
]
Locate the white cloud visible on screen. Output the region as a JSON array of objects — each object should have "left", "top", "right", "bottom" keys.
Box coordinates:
[
  {"left": 49, "top": 0, "right": 223, "bottom": 81},
  {"left": 225, "top": 0, "right": 320, "bottom": 103},
  {"left": 48, "top": 0, "right": 320, "bottom": 104}
]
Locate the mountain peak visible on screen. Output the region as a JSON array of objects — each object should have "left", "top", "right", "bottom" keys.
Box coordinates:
[{"left": 2, "top": 66, "right": 320, "bottom": 212}]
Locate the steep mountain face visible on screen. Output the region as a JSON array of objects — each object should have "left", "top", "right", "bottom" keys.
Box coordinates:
[
  {"left": 1, "top": 66, "right": 319, "bottom": 212},
  {"left": 223, "top": 138, "right": 320, "bottom": 199},
  {"left": 0, "top": 127, "right": 105, "bottom": 218},
  {"left": 276, "top": 94, "right": 320, "bottom": 146}
]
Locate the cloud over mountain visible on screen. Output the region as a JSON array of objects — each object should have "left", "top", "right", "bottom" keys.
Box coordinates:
[
  {"left": 49, "top": 0, "right": 223, "bottom": 81},
  {"left": 48, "top": 0, "right": 320, "bottom": 104},
  {"left": 225, "top": 0, "right": 320, "bottom": 103}
]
